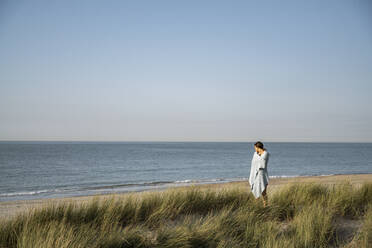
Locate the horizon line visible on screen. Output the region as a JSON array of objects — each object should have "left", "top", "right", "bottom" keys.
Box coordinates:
[{"left": 0, "top": 140, "right": 371, "bottom": 144}]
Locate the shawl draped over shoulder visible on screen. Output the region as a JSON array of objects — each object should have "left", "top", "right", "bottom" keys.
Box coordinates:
[{"left": 249, "top": 150, "right": 269, "bottom": 199}]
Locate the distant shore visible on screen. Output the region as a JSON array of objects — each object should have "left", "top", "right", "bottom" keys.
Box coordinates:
[{"left": 1, "top": 173, "right": 372, "bottom": 220}]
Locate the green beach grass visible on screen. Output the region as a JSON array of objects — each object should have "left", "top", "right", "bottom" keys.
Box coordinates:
[{"left": 0, "top": 181, "right": 371, "bottom": 248}]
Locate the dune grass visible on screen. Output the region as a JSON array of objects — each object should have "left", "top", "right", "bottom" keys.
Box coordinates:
[
  {"left": 0, "top": 181, "right": 371, "bottom": 248},
  {"left": 346, "top": 203, "right": 372, "bottom": 248}
]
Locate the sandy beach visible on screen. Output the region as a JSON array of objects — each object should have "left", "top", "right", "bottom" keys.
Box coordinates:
[{"left": 1, "top": 173, "right": 372, "bottom": 221}]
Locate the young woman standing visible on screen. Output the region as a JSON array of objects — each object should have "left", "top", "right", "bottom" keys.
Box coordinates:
[{"left": 249, "top": 141, "right": 270, "bottom": 207}]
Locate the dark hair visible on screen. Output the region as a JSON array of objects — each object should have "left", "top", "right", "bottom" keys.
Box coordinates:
[{"left": 254, "top": 141, "right": 264, "bottom": 149}]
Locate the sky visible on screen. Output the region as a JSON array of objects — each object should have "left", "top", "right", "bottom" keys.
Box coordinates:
[{"left": 0, "top": 0, "right": 371, "bottom": 142}]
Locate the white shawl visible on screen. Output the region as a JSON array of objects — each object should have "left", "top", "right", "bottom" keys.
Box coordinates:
[{"left": 249, "top": 150, "right": 269, "bottom": 199}]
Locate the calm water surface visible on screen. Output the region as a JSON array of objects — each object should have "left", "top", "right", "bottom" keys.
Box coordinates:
[{"left": 0, "top": 142, "right": 371, "bottom": 201}]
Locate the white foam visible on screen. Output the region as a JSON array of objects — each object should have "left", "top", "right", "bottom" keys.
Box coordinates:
[
  {"left": 0, "top": 188, "right": 65, "bottom": 197},
  {"left": 174, "top": 179, "right": 193, "bottom": 183},
  {"left": 0, "top": 190, "right": 50, "bottom": 197}
]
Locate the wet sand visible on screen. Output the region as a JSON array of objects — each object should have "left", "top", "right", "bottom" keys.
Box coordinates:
[{"left": 1, "top": 173, "right": 371, "bottom": 220}]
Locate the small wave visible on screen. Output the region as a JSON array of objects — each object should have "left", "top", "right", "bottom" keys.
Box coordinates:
[
  {"left": 74, "top": 178, "right": 238, "bottom": 192},
  {"left": 269, "top": 175, "right": 302, "bottom": 179},
  {"left": 80, "top": 181, "right": 176, "bottom": 191},
  {"left": 0, "top": 189, "right": 63, "bottom": 197},
  {"left": 175, "top": 179, "right": 193, "bottom": 183},
  {"left": 174, "top": 179, "right": 214, "bottom": 183},
  {"left": 174, "top": 178, "right": 229, "bottom": 184},
  {"left": 269, "top": 174, "right": 336, "bottom": 179}
]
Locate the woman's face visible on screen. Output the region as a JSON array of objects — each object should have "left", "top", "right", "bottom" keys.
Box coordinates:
[{"left": 254, "top": 146, "right": 263, "bottom": 153}]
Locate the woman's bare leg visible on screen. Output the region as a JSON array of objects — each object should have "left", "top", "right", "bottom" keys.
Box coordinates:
[{"left": 262, "top": 187, "right": 268, "bottom": 207}]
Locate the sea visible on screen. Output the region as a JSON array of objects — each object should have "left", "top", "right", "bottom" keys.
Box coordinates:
[{"left": 0, "top": 142, "right": 371, "bottom": 202}]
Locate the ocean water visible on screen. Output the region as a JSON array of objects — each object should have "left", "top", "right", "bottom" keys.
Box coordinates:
[{"left": 0, "top": 142, "right": 371, "bottom": 202}]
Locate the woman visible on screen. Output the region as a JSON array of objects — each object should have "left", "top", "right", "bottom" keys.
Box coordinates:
[{"left": 249, "top": 141, "right": 270, "bottom": 207}]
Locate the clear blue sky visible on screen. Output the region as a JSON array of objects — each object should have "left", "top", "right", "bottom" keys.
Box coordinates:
[{"left": 0, "top": 0, "right": 371, "bottom": 142}]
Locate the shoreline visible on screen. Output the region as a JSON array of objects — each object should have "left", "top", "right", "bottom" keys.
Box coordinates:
[
  {"left": 1, "top": 172, "right": 370, "bottom": 200},
  {"left": 1, "top": 173, "right": 372, "bottom": 220}
]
